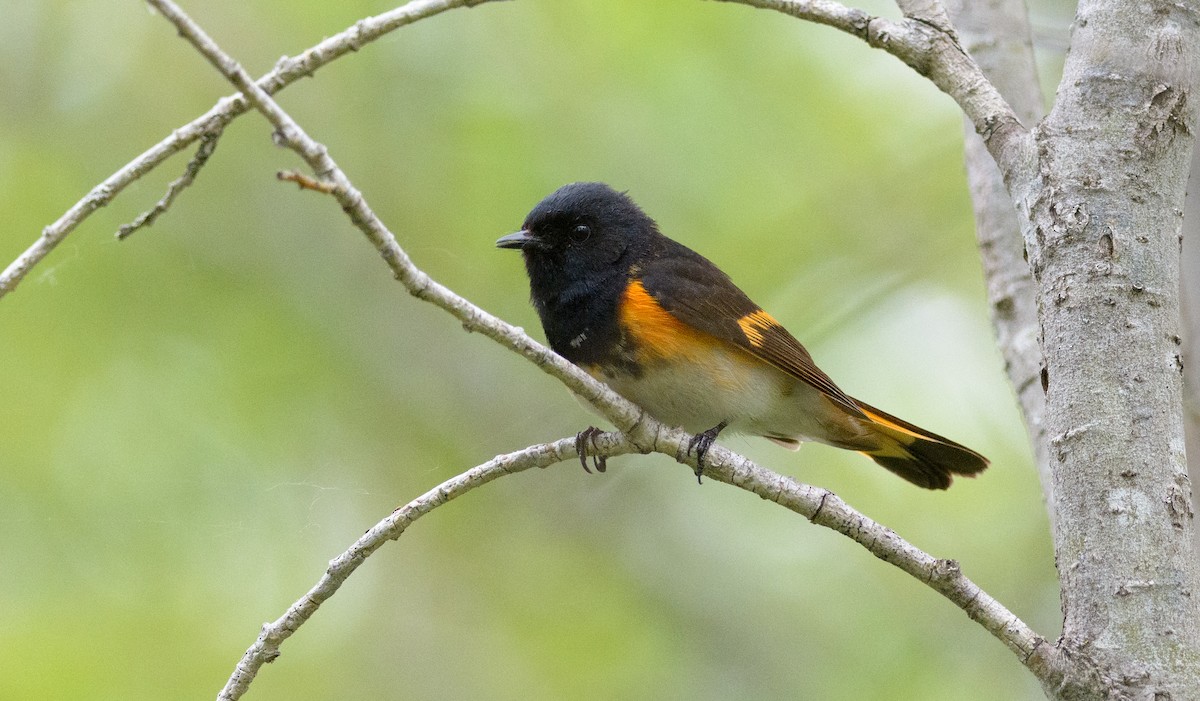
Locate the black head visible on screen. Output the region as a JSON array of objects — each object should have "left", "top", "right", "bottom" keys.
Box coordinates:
[
  {"left": 497, "top": 183, "right": 662, "bottom": 361},
  {"left": 496, "top": 182, "right": 658, "bottom": 274}
]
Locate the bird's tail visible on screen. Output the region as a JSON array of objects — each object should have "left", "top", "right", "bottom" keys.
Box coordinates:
[{"left": 853, "top": 400, "right": 989, "bottom": 490}]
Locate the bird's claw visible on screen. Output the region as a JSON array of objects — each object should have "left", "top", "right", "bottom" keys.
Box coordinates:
[
  {"left": 575, "top": 426, "right": 607, "bottom": 473},
  {"left": 687, "top": 420, "right": 728, "bottom": 484}
]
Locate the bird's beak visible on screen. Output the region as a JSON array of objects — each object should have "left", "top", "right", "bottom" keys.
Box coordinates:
[{"left": 496, "top": 229, "right": 533, "bottom": 250}]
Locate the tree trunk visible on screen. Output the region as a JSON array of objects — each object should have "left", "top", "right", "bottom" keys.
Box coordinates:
[{"left": 1008, "top": 1, "right": 1200, "bottom": 695}]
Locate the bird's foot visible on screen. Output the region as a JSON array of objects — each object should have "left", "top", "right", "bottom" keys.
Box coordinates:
[
  {"left": 686, "top": 420, "right": 728, "bottom": 484},
  {"left": 575, "top": 426, "right": 607, "bottom": 473}
]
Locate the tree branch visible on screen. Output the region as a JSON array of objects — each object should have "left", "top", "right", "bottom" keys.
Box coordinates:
[
  {"left": 710, "top": 448, "right": 1061, "bottom": 681},
  {"left": 0, "top": 0, "right": 498, "bottom": 300},
  {"left": 943, "top": 0, "right": 1052, "bottom": 513},
  {"left": 218, "top": 427, "right": 1062, "bottom": 700},
  {"left": 716, "top": 0, "right": 1037, "bottom": 196},
  {"left": 144, "top": 0, "right": 648, "bottom": 442},
  {"left": 116, "top": 125, "right": 224, "bottom": 240},
  {"left": 135, "top": 0, "right": 1066, "bottom": 696},
  {"left": 217, "top": 433, "right": 633, "bottom": 701}
]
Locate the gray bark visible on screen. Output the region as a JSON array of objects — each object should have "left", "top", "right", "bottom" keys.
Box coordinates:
[
  {"left": 1004, "top": 0, "right": 1200, "bottom": 696},
  {"left": 949, "top": 0, "right": 1200, "bottom": 696},
  {"left": 948, "top": 0, "right": 1052, "bottom": 514}
]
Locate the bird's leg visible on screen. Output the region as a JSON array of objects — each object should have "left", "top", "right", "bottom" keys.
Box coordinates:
[
  {"left": 687, "top": 420, "right": 728, "bottom": 484},
  {"left": 575, "top": 426, "right": 607, "bottom": 473}
]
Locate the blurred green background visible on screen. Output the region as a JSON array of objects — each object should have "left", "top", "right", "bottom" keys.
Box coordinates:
[{"left": 1, "top": 1, "right": 1069, "bottom": 699}]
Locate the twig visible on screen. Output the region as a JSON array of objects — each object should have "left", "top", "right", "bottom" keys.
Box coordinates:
[
  {"left": 142, "top": 0, "right": 1064, "bottom": 694},
  {"left": 116, "top": 126, "right": 224, "bottom": 240},
  {"left": 0, "top": 0, "right": 496, "bottom": 300},
  {"left": 276, "top": 170, "right": 336, "bottom": 194}
]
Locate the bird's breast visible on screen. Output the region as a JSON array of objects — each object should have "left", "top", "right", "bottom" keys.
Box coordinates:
[{"left": 535, "top": 275, "right": 626, "bottom": 367}]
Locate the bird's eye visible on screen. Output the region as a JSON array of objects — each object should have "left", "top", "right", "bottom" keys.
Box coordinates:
[{"left": 571, "top": 225, "right": 591, "bottom": 242}]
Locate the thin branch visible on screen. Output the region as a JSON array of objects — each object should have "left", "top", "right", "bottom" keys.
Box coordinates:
[
  {"left": 141, "top": 0, "right": 1065, "bottom": 694},
  {"left": 714, "top": 457, "right": 1064, "bottom": 685},
  {"left": 218, "top": 433, "right": 633, "bottom": 701},
  {"left": 716, "top": 0, "right": 1037, "bottom": 190},
  {"left": 142, "top": 0, "right": 650, "bottom": 439},
  {"left": 116, "top": 125, "right": 224, "bottom": 240},
  {"left": 0, "top": 0, "right": 498, "bottom": 300},
  {"left": 221, "top": 428, "right": 1062, "bottom": 700}
]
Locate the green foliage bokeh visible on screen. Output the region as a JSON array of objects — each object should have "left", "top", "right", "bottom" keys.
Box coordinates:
[{"left": 0, "top": 1, "right": 1058, "bottom": 699}]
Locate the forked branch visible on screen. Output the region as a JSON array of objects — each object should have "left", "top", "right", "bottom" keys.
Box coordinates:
[{"left": 0, "top": 0, "right": 501, "bottom": 300}]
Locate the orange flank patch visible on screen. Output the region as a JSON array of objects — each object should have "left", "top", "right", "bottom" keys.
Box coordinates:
[
  {"left": 620, "top": 280, "right": 719, "bottom": 361},
  {"left": 736, "top": 309, "right": 779, "bottom": 348}
]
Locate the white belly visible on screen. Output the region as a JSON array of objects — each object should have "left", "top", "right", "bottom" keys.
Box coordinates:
[{"left": 594, "top": 348, "right": 847, "bottom": 445}]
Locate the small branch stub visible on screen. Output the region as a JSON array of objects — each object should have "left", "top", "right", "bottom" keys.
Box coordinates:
[{"left": 277, "top": 170, "right": 337, "bottom": 194}]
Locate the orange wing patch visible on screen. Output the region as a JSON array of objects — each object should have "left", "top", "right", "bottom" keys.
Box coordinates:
[
  {"left": 736, "top": 309, "right": 779, "bottom": 348},
  {"left": 620, "top": 280, "right": 720, "bottom": 361}
]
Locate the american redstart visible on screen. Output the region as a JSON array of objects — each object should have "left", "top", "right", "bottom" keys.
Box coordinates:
[{"left": 497, "top": 182, "right": 988, "bottom": 489}]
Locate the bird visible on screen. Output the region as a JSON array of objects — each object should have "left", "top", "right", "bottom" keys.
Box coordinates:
[{"left": 496, "top": 182, "right": 988, "bottom": 489}]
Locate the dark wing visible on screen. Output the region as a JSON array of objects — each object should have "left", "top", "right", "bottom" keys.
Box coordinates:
[{"left": 637, "top": 242, "right": 864, "bottom": 417}]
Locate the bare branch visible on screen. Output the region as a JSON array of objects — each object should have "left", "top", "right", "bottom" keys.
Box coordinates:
[
  {"left": 706, "top": 448, "right": 1061, "bottom": 680},
  {"left": 140, "top": 0, "right": 1064, "bottom": 694},
  {"left": 0, "top": 0, "right": 496, "bottom": 300},
  {"left": 144, "top": 0, "right": 649, "bottom": 439},
  {"left": 220, "top": 427, "right": 1061, "bottom": 700},
  {"left": 894, "top": 0, "right": 959, "bottom": 39},
  {"left": 943, "top": 0, "right": 1052, "bottom": 513},
  {"left": 116, "top": 126, "right": 224, "bottom": 240},
  {"left": 218, "top": 433, "right": 628, "bottom": 701},
  {"left": 276, "top": 169, "right": 336, "bottom": 194},
  {"left": 713, "top": 0, "right": 873, "bottom": 35},
  {"left": 716, "top": 0, "right": 1037, "bottom": 190}
]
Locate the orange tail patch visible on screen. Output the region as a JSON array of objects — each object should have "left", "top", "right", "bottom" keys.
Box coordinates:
[{"left": 855, "top": 399, "right": 989, "bottom": 490}]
